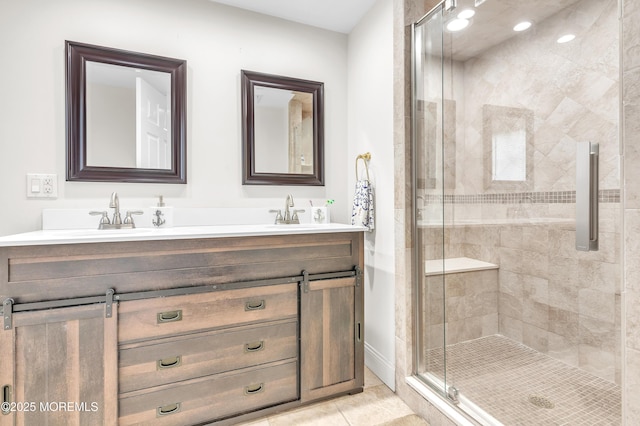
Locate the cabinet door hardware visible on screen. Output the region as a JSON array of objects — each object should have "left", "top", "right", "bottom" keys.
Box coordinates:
[
  {"left": 1, "top": 385, "right": 11, "bottom": 415},
  {"left": 105, "top": 288, "right": 114, "bottom": 318},
  {"left": 244, "top": 341, "right": 265, "bottom": 353},
  {"left": 244, "top": 383, "right": 265, "bottom": 395},
  {"left": 157, "top": 356, "right": 182, "bottom": 370},
  {"left": 2, "top": 298, "right": 13, "bottom": 330},
  {"left": 245, "top": 300, "right": 265, "bottom": 311},
  {"left": 157, "top": 310, "right": 182, "bottom": 324},
  {"left": 157, "top": 402, "right": 181, "bottom": 416}
]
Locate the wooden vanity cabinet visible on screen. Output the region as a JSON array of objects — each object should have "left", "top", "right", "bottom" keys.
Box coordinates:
[
  {"left": 0, "top": 231, "right": 364, "bottom": 425},
  {"left": 301, "top": 275, "right": 364, "bottom": 403}
]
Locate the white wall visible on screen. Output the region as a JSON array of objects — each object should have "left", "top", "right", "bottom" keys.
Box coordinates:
[
  {"left": 348, "top": 0, "right": 396, "bottom": 389},
  {"left": 0, "top": 0, "right": 348, "bottom": 236}
]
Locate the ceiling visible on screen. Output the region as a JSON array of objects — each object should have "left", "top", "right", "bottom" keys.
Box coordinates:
[
  {"left": 208, "top": 0, "right": 378, "bottom": 34},
  {"left": 443, "top": 0, "right": 584, "bottom": 61}
]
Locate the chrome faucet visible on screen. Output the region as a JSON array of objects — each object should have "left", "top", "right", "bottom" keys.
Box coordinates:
[
  {"left": 89, "top": 192, "right": 143, "bottom": 229},
  {"left": 270, "top": 194, "right": 305, "bottom": 225},
  {"left": 110, "top": 192, "right": 122, "bottom": 225},
  {"left": 283, "top": 194, "right": 294, "bottom": 223}
]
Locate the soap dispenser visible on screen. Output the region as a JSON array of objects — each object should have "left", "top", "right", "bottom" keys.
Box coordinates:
[{"left": 151, "top": 195, "right": 173, "bottom": 228}]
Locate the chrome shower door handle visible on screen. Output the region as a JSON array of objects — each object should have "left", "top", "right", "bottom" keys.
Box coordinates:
[{"left": 576, "top": 142, "right": 599, "bottom": 251}]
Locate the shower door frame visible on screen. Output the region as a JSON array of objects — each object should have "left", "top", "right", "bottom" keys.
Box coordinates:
[{"left": 410, "top": 0, "right": 450, "bottom": 401}]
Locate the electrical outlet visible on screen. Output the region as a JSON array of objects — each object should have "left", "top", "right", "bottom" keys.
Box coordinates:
[{"left": 27, "top": 173, "right": 58, "bottom": 199}]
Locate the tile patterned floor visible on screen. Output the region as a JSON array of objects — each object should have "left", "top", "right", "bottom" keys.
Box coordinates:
[
  {"left": 425, "top": 335, "right": 621, "bottom": 425},
  {"left": 239, "top": 368, "right": 427, "bottom": 426}
]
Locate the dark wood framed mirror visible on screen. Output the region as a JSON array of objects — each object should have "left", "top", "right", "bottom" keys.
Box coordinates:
[
  {"left": 241, "top": 70, "right": 324, "bottom": 186},
  {"left": 66, "top": 41, "right": 187, "bottom": 183}
]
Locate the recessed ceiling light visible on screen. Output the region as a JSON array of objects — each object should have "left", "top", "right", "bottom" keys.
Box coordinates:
[
  {"left": 557, "top": 34, "right": 576, "bottom": 43},
  {"left": 457, "top": 9, "right": 476, "bottom": 19},
  {"left": 446, "top": 18, "right": 470, "bottom": 32},
  {"left": 513, "top": 21, "right": 532, "bottom": 32}
]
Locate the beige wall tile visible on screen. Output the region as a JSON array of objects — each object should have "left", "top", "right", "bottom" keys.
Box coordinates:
[
  {"left": 579, "top": 344, "right": 616, "bottom": 382},
  {"left": 548, "top": 331, "right": 579, "bottom": 365},
  {"left": 580, "top": 316, "right": 617, "bottom": 351},
  {"left": 549, "top": 307, "right": 580, "bottom": 343},
  {"left": 626, "top": 290, "right": 640, "bottom": 351},
  {"left": 579, "top": 288, "right": 616, "bottom": 323},
  {"left": 625, "top": 348, "right": 640, "bottom": 424},
  {"left": 523, "top": 300, "right": 550, "bottom": 330},
  {"left": 522, "top": 323, "right": 548, "bottom": 352},
  {"left": 625, "top": 209, "right": 640, "bottom": 292},
  {"left": 499, "top": 315, "right": 523, "bottom": 341}
]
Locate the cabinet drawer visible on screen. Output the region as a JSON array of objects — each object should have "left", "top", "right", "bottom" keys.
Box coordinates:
[
  {"left": 118, "top": 283, "right": 297, "bottom": 343},
  {"left": 119, "top": 360, "right": 298, "bottom": 425},
  {"left": 119, "top": 320, "right": 297, "bottom": 393}
]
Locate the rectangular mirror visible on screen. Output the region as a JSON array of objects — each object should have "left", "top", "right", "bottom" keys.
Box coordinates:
[
  {"left": 66, "top": 41, "right": 187, "bottom": 183},
  {"left": 241, "top": 70, "right": 324, "bottom": 186}
]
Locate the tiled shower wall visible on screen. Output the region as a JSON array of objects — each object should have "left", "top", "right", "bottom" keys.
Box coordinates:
[
  {"left": 420, "top": 203, "right": 621, "bottom": 384},
  {"left": 456, "top": 0, "right": 619, "bottom": 197},
  {"left": 418, "top": 0, "right": 619, "bottom": 219}
]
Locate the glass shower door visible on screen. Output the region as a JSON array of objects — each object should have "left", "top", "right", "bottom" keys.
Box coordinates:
[{"left": 413, "top": 0, "right": 621, "bottom": 423}]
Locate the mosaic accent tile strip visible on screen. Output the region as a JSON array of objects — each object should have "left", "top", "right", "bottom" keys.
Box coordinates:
[
  {"left": 424, "top": 189, "right": 620, "bottom": 204},
  {"left": 424, "top": 335, "right": 621, "bottom": 425}
]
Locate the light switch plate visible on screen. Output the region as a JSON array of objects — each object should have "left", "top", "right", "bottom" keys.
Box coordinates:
[{"left": 27, "top": 173, "right": 58, "bottom": 199}]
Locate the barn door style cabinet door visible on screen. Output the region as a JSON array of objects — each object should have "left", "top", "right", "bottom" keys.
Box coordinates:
[
  {"left": 300, "top": 269, "right": 365, "bottom": 402},
  {"left": 0, "top": 302, "right": 118, "bottom": 425}
]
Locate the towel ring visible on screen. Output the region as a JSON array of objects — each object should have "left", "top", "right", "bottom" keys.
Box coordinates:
[{"left": 356, "top": 152, "right": 371, "bottom": 181}]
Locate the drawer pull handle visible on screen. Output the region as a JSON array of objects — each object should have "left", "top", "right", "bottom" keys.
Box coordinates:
[
  {"left": 245, "top": 300, "right": 265, "bottom": 311},
  {"left": 157, "top": 402, "right": 181, "bottom": 416},
  {"left": 244, "top": 341, "right": 265, "bottom": 353},
  {"left": 244, "top": 383, "right": 264, "bottom": 395},
  {"left": 157, "top": 310, "right": 182, "bottom": 324},
  {"left": 157, "top": 355, "right": 182, "bottom": 370},
  {"left": 2, "top": 385, "right": 11, "bottom": 415}
]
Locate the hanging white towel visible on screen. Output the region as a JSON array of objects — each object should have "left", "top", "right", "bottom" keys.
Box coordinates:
[{"left": 351, "top": 179, "right": 374, "bottom": 231}]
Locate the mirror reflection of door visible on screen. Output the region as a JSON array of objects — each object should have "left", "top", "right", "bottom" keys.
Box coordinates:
[
  {"left": 136, "top": 77, "right": 170, "bottom": 169},
  {"left": 254, "top": 86, "right": 314, "bottom": 175}
]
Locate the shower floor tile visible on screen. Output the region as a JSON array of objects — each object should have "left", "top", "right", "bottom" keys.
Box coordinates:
[{"left": 425, "top": 335, "right": 621, "bottom": 425}]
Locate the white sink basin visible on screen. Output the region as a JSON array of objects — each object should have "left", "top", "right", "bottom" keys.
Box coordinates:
[
  {"left": 51, "top": 228, "right": 156, "bottom": 237},
  {"left": 265, "top": 224, "right": 324, "bottom": 230}
]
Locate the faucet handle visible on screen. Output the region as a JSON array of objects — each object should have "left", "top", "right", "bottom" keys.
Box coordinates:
[
  {"left": 89, "top": 211, "right": 110, "bottom": 225},
  {"left": 123, "top": 210, "right": 144, "bottom": 225},
  {"left": 291, "top": 209, "right": 306, "bottom": 224},
  {"left": 269, "top": 209, "right": 284, "bottom": 224}
]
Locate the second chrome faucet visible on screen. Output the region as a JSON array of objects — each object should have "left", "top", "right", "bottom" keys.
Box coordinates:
[{"left": 270, "top": 194, "right": 305, "bottom": 224}]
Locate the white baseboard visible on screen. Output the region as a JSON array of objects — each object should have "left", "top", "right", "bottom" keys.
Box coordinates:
[{"left": 364, "top": 342, "right": 395, "bottom": 391}]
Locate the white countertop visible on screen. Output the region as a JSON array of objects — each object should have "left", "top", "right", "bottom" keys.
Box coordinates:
[{"left": 0, "top": 223, "right": 366, "bottom": 247}]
